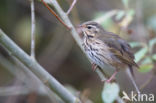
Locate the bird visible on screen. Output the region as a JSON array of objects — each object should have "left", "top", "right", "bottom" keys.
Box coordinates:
[{"left": 77, "top": 21, "right": 139, "bottom": 83}]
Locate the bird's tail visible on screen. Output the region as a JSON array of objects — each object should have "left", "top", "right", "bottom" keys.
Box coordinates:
[{"left": 126, "top": 68, "right": 140, "bottom": 94}]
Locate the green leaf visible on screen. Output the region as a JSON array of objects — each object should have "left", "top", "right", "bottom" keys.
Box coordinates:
[
  {"left": 94, "top": 10, "right": 118, "bottom": 24},
  {"left": 134, "top": 47, "right": 148, "bottom": 63},
  {"left": 149, "top": 38, "right": 156, "bottom": 51},
  {"left": 122, "top": 0, "right": 129, "bottom": 8},
  {"left": 147, "top": 15, "right": 156, "bottom": 31},
  {"left": 115, "top": 10, "right": 125, "bottom": 20},
  {"left": 129, "top": 42, "right": 142, "bottom": 48},
  {"left": 152, "top": 54, "right": 156, "bottom": 60},
  {"left": 138, "top": 57, "right": 153, "bottom": 73},
  {"left": 102, "top": 83, "right": 120, "bottom": 103},
  {"left": 139, "top": 64, "right": 153, "bottom": 73},
  {"left": 127, "top": 9, "right": 135, "bottom": 17},
  {"left": 118, "top": 9, "right": 135, "bottom": 27},
  {"left": 94, "top": 12, "right": 115, "bottom": 30},
  {"left": 141, "top": 57, "right": 153, "bottom": 64}
]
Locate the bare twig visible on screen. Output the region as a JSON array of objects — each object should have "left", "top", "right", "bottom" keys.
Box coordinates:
[
  {"left": 4, "top": 80, "right": 22, "bottom": 103},
  {"left": 95, "top": 67, "right": 107, "bottom": 81},
  {"left": 0, "top": 54, "right": 63, "bottom": 102},
  {"left": 41, "top": 0, "right": 70, "bottom": 30},
  {"left": 47, "top": 0, "right": 107, "bottom": 83},
  {"left": 66, "top": 0, "right": 77, "bottom": 15},
  {"left": 0, "top": 86, "right": 29, "bottom": 96},
  {"left": 126, "top": 69, "right": 140, "bottom": 94},
  {"left": 0, "top": 29, "right": 81, "bottom": 103},
  {"left": 30, "top": 0, "right": 36, "bottom": 59}
]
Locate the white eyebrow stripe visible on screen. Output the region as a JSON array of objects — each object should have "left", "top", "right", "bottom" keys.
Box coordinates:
[{"left": 87, "top": 25, "right": 96, "bottom": 28}]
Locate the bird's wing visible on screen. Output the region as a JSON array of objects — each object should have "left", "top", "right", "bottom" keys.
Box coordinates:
[{"left": 97, "top": 32, "right": 138, "bottom": 68}]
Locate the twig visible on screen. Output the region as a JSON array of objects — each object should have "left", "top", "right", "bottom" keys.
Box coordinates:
[
  {"left": 95, "top": 67, "right": 107, "bottom": 81},
  {"left": 0, "top": 29, "right": 81, "bottom": 103},
  {"left": 40, "top": 0, "right": 124, "bottom": 102},
  {"left": 66, "top": 0, "right": 77, "bottom": 15},
  {"left": 0, "top": 54, "right": 63, "bottom": 102},
  {"left": 41, "top": 0, "right": 70, "bottom": 30},
  {"left": 47, "top": 0, "right": 107, "bottom": 83},
  {"left": 126, "top": 69, "right": 140, "bottom": 94},
  {"left": 30, "top": 0, "right": 36, "bottom": 59},
  {"left": 0, "top": 86, "right": 29, "bottom": 96},
  {"left": 45, "top": 1, "right": 124, "bottom": 102},
  {"left": 4, "top": 80, "right": 22, "bottom": 103}
]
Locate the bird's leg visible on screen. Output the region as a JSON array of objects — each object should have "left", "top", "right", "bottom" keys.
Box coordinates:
[
  {"left": 106, "top": 71, "right": 117, "bottom": 83},
  {"left": 92, "top": 63, "right": 97, "bottom": 71}
]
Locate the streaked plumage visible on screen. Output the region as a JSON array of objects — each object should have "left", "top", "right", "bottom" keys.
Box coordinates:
[{"left": 79, "top": 21, "right": 138, "bottom": 82}]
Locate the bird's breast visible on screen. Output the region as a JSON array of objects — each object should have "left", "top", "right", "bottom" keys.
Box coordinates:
[{"left": 83, "top": 38, "right": 113, "bottom": 68}]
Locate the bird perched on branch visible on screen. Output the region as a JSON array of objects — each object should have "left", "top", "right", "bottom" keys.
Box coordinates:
[{"left": 77, "top": 21, "right": 139, "bottom": 83}]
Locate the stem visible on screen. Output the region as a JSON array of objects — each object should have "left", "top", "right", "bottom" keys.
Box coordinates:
[
  {"left": 126, "top": 69, "right": 140, "bottom": 94},
  {"left": 30, "top": 0, "right": 36, "bottom": 59},
  {"left": 0, "top": 29, "right": 81, "bottom": 103},
  {"left": 41, "top": 0, "right": 70, "bottom": 30},
  {"left": 48, "top": 0, "right": 107, "bottom": 82},
  {"left": 0, "top": 53, "right": 62, "bottom": 102},
  {"left": 0, "top": 86, "right": 29, "bottom": 96},
  {"left": 66, "top": 0, "right": 77, "bottom": 15}
]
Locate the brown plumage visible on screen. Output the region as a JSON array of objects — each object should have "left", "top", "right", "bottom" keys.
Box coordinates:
[{"left": 78, "top": 21, "right": 138, "bottom": 82}]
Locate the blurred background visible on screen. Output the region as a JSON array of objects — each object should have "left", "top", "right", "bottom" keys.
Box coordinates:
[{"left": 0, "top": 0, "right": 156, "bottom": 103}]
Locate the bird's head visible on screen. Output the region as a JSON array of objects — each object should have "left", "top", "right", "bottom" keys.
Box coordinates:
[{"left": 78, "top": 21, "right": 104, "bottom": 39}]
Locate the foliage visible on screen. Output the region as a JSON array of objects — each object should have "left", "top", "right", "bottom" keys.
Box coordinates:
[
  {"left": 93, "top": 0, "right": 156, "bottom": 102},
  {"left": 102, "top": 83, "right": 120, "bottom": 103}
]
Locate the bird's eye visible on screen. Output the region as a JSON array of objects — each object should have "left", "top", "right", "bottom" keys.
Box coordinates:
[{"left": 87, "top": 26, "right": 92, "bottom": 29}]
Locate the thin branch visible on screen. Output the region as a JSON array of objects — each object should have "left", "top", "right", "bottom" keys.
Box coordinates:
[
  {"left": 41, "top": 0, "right": 70, "bottom": 30},
  {"left": 126, "top": 69, "right": 140, "bottom": 94},
  {"left": 95, "top": 67, "right": 107, "bottom": 81},
  {"left": 66, "top": 0, "right": 77, "bottom": 15},
  {"left": 0, "top": 86, "right": 29, "bottom": 96},
  {"left": 0, "top": 54, "right": 63, "bottom": 102},
  {"left": 30, "top": 0, "right": 36, "bottom": 59},
  {"left": 43, "top": 1, "right": 125, "bottom": 102},
  {"left": 47, "top": 0, "right": 107, "bottom": 83},
  {"left": 0, "top": 29, "right": 81, "bottom": 103}
]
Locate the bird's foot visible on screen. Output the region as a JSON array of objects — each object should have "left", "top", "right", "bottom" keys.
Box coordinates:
[{"left": 105, "top": 71, "right": 117, "bottom": 83}]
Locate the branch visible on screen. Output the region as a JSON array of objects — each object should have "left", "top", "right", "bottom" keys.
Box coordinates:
[
  {"left": 43, "top": 1, "right": 124, "bottom": 102},
  {"left": 0, "top": 86, "right": 29, "bottom": 96},
  {"left": 47, "top": 0, "right": 106, "bottom": 82},
  {"left": 66, "top": 0, "right": 77, "bottom": 15},
  {"left": 0, "top": 49, "right": 70, "bottom": 103},
  {"left": 41, "top": 0, "right": 70, "bottom": 30},
  {"left": 30, "top": 0, "right": 36, "bottom": 59},
  {"left": 0, "top": 29, "right": 81, "bottom": 103},
  {"left": 126, "top": 69, "right": 140, "bottom": 94}
]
